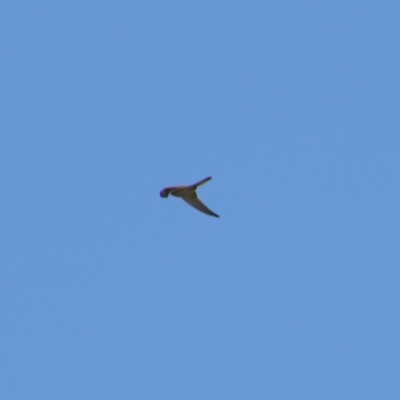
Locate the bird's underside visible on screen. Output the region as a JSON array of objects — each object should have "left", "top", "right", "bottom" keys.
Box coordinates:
[{"left": 160, "top": 176, "right": 219, "bottom": 218}]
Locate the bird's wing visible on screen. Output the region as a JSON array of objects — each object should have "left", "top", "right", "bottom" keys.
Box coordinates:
[
  {"left": 190, "top": 176, "right": 212, "bottom": 189},
  {"left": 181, "top": 191, "right": 219, "bottom": 218}
]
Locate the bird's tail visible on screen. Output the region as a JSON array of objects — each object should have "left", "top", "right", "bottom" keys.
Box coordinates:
[{"left": 191, "top": 176, "right": 212, "bottom": 188}]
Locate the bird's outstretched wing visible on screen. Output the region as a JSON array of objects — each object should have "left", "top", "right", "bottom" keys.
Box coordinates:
[
  {"left": 191, "top": 176, "right": 212, "bottom": 189},
  {"left": 181, "top": 191, "right": 219, "bottom": 218}
]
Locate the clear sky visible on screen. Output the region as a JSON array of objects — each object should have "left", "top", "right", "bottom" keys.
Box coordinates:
[{"left": 1, "top": 2, "right": 399, "bottom": 399}]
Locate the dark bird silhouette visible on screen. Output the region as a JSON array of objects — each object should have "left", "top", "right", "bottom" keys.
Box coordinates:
[{"left": 160, "top": 176, "right": 219, "bottom": 218}]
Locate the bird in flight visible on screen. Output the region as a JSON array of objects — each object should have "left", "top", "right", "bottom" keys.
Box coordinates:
[{"left": 160, "top": 176, "right": 219, "bottom": 218}]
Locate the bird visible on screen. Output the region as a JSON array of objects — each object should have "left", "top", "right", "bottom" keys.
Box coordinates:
[{"left": 160, "top": 176, "right": 220, "bottom": 218}]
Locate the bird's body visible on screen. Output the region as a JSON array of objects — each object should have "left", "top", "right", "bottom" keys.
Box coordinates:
[{"left": 160, "top": 176, "right": 219, "bottom": 218}]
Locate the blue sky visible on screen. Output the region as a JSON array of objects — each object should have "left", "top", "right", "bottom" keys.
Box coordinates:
[{"left": 1, "top": 2, "right": 399, "bottom": 399}]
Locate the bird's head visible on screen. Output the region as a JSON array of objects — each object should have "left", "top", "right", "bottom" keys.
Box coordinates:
[{"left": 160, "top": 189, "right": 169, "bottom": 198}]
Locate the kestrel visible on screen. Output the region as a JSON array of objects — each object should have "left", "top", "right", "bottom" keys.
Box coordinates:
[{"left": 160, "top": 176, "right": 219, "bottom": 218}]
